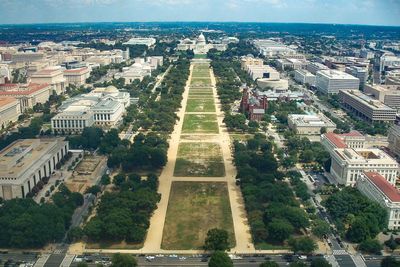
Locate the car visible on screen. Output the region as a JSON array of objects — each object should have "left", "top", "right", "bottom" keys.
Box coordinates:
[
  {"left": 155, "top": 254, "right": 164, "bottom": 257},
  {"left": 298, "top": 255, "right": 307, "bottom": 260},
  {"left": 169, "top": 254, "right": 178, "bottom": 258},
  {"left": 201, "top": 258, "right": 208, "bottom": 262},
  {"left": 145, "top": 256, "right": 155, "bottom": 260},
  {"left": 179, "top": 257, "right": 186, "bottom": 260},
  {"left": 264, "top": 256, "right": 271, "bottom": 260}
]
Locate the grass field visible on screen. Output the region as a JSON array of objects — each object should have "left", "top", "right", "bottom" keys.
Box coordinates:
[
  {"left": 194, "top": 54, "right": 208, "bottom": 59},
  {"left": 161, "top": 182, "right": 235, "bottom": 250},
  {"left": 182, "top": 114, "right": 219, "bottom": 133},
  {"left": 185, "top": 98, "right": 216, "bottom": 112},
  {"left": 191, "top": 78, "right": 211, "bottom": 87},
  {"left": 174, "top": 142, "right": 225, "bottom": 177}
]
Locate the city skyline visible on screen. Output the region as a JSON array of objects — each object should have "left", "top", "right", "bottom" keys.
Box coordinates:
[{"left": 0, "top": 0, "right": 399, "bottom": 26}]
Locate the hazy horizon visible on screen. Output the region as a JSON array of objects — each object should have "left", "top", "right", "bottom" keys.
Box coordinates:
[{"left": 0, "top": 0, "right": 399, "bottom": 26}]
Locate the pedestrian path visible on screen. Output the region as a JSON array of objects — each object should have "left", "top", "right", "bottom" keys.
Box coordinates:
[{"left": 333, "top": 250, "right": 348, "bottom": 255}]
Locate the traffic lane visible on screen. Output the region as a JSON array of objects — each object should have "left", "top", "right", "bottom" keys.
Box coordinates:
[
  {"left": 334, "top": 255, "right": 357, "bottom": 267},
  {"left": 0, "top": 252, "right": 38, "bottom": 265},
  {"left": 70, "top": 255, "right": 307, "bottom": 267}
]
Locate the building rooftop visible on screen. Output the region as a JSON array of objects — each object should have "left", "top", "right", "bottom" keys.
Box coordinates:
[
  {"left": 289, "top": 113, "right": 335, "bottom": 127},
  {"left": 363, "top": 171, "right": 400, "bottom": 202},
  {"left": 63, "top": 67, "right": 89, "bottom": 74},
  {"left": 318, "top": 69, "right": 359, "bottom": 80},
  {"left": 0, "top": 139, "right": 64, "bottom": 178},
  {"left": 341, "top": 90, "right": 395, "bottom": 111},
  {"left": 323, "top": 131, "right": 364, "bottom": 149},
  {"left": 0, "top": 83, "right": 50, "bottom": 96},
  {"left": 334, "top": 147, "right": 397, "bottom": 165}
]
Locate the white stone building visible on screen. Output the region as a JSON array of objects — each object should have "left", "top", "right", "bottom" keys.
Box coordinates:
[
  {"left": 330, "top": 148, "right": 398, "bottom": 186},
  {"left": 357, "top": 172, "right": 400, "bottom": 230},
  {"left": 0, "top": 97, "right": 21, "bottom": 129},
  {"left": 30, "top": 67, "right": 66, "bottom": 95},
  {"left": 0, "top": 83, "right": 52, "bottom": 111},
  {"left": 288, "top": 113, "right": 336, "bottom": 135},
  {"left": 316, "top": 69, "right": 360, "bottom": 94},
  {"left": 63, "top": 67, "right": 91, "bottom": 86},
  {"left": 0, "top": 138, "right": 69, "bottom": 200},
  {"left": 294, "top": 69, "right": 316, "bottom": 86}
]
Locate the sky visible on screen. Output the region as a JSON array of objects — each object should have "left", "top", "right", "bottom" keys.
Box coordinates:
[{"left": 0, "top": 0, "right": 399, "bottom": 26}]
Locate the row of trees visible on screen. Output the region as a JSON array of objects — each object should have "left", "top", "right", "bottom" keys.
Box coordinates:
[
  {"left": 233, "top": 134, "right": 314, "bottom": 246},
  {"left": 0, "top": 185, "right": 83, "bottom": 248},
  {"left": 83, "top": 172, "right": 160, "bottom": 243},
  {"left": 323, "top": 187, "right": 387, "bottom": 243}
]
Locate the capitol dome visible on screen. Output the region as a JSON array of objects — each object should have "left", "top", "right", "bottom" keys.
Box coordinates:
[{"left": 197, "top": 33, "right": 206, "bottom": 45}]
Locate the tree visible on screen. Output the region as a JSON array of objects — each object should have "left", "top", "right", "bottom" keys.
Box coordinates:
[
  {"left": 381, "top": 256, "right": 400, "bottom": 267},
  {"left": 312, "top": 219, "right": 331, "bottom": 239},
  {"left": 267, "top": 218, "right": 294, "bottom": 243},
  {"left": 311, "top": 258, "right": 332, "bottom": 267},
  {"left": 204, "top": 228, "right": 230, "bottom": 251},
  {"left": 208, "top": 251, "right": 233, "bottom": 267},
  {"left": 101, "top": 175, "right": 111, "bottom": 185},
  {"left": 346, "top": 217, "right": 371, "bottom": 243},
  {"left": 358, "top": 239, "right": 383, "bottom": 254},
  {"left": 85, "top": 185, "right": 101, "bottom": 195},
  {"left": 67, "top": 227, "right": 84, "bottom": 243},
  {"left": 384, "top": 235, "right": 398, "bottom": 252},
  {"left": 77, "top": 263, "right": 89, "bottom": 267},
  {"left": 260, "top": 261, "right": 279, "bottom": 267},
  {"left": 320, "top": 127, "right": 327, "bottom": 134},
  {"left": 288, "top": 237, "right": 317, "bottom": 255},
  {"left": 289, "top": 262, "right": 308, "bottom": 267},
  {"left": 110, "top": 253, "right": 137, "bottom": 267}
]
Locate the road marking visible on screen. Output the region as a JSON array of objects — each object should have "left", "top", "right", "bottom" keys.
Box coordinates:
[
  {"left": 333, "top": 249, "right": 348, "bottom": 255},
  {"left": 33, "top": 254, "right": 51, "bottom": 267},
  {"left": 60, "top": 254, "right": 76, "bottom": 267}
]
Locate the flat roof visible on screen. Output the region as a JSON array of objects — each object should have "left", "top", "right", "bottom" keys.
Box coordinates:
[
  {"left": 341, "top": 90, "right": 395, "bottom": 111},
  {"left": 318, "top": 69, "right": 359, "bottom": 80},
  {"left": 363, "top": 171, "right": 400, "bottom": 202},
  {"left": 0, "top": 139, "right": 63, "bottom": 177}
]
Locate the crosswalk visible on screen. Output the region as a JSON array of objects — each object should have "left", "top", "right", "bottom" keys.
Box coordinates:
[
  {"left": 33, "top": 254, "right": 51, "bottom": 267},
  {"left": 53, "top": 249, "right": 64, "bottom": 254},
  {"left": 333, "top": 249, "right": 348, "bottom": 255}
]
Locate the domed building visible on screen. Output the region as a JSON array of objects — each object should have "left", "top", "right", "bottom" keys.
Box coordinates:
[{"left": 177, "top": 32, "right": 228, "bottom": 55}]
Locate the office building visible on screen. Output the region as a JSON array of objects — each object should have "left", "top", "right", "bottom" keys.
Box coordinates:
[
  {"left": 0, "top": 138, "right": 69, "bottom": 200},
  {"left": 388, "top": 124, "right": 400, "bottom": 158},
  {"left": 123, "top": 37, "right": 156, "bottom": 47},
  {"left": 386, "top": 70, "right": 400, "bottom": 85},
  {"left": 294, "top": 69, "right": 316, "bottom": 86},
  {"left": 339, "top": 90, "right": 396, "bottom": 122},
  {"left": 30, "top": 67, "right": 66, "bottom": 94},
  {"left": 0, "top": 83, "right": 51, "bottom": 111},
  {"left": 253, "top": 39, "right": 296, "bottom": 57},
  {"left": 288, "top": 113, "right": 336, "bottom": 135},
  {"left": 345, "top": 66, "right": 367, "bottom": 89},
  {"left": 307, "top": 62, "right": 329, "bottom": 75},
  {"left": 0, "top": 97, "right": 21, "bottom": 129},
  {"left": 357, "top": 172, "right": 400, "bottom": 230},
  {"left": 63, "top": 67, "right": 91, "bottom": 86},
  {"left": 330, "top": 148, "right": 398, "bottom": 186},
  {"left": 276, "top": 58, "right": 306, "bottom": 71},
  {"left": 364, "top": 84, "right": 400, "bottom": 112},
  {"left": 316, "top": 69, "right": 360, "bottom": 94},
  {"left": 321, "top": 131, "right": 366, "bottom": 152}
]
